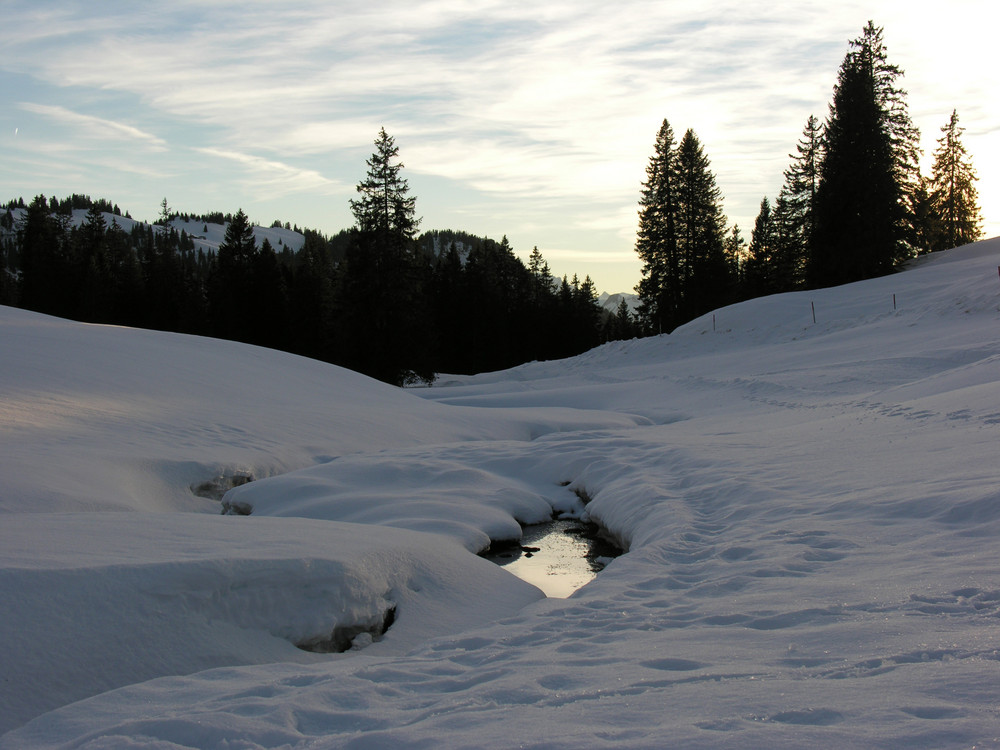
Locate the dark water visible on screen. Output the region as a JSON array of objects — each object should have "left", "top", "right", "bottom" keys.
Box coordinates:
[{"left": 482, "top": 519, "right": 622, "bottom": 598}]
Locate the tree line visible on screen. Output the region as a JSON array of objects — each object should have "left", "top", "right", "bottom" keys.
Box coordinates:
[
  {"left": 0, "top": 133, "right": 628, "bottom": 385},
  {"left": 636, "top": 21, "right": 984, "bottom": 334}
]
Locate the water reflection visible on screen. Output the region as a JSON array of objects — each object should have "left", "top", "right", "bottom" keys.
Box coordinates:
[{"left": 482, "top": 519, "right": 622, "bottom": 598}]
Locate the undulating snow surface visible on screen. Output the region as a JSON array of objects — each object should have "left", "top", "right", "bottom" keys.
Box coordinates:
[{"left": 3, "top": 239, "right": 1000, "bottom": 748}]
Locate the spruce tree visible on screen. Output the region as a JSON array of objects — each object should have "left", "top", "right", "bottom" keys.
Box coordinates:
[
  {"left": 634, "top": 119, "right": 679, "bottom": 334},
  {"left": 78, "top": 204, "right": 112, "bottom": 322},
  {"left": 724, "top": 224, "right": 748, "bottom": 293},
  {"left": 673, "top": 128, "right": 731, "bottom": 320},
  {"left": 605, "top": 297, "right": 636, "bottom": 342},
  {"left": 764, "top": 192, "right": 804, "bottom": 292},
  {"left": 341, "top": 128, "right": 430, "bottom": 385},
  {"left": 209, "top": 208, "right": 258, "bottom": 341},
  {"left": 744, "top": 197, "right": 776, "bottom": 297},
  {"left": 927, "top": 110, "right": 983, "bottom": 251},
  {"left": 636, "top": 121, "right": 732, "bottom": 330},
  {"left": 158, "top": 197, "right": 172, "bottom": 227},
  {"left": 527, "top": 245, "right": 552, "bottom": 299},
  {"left": 572, "top": 275, "right": 602, "bottom": 352},
  {"left": 810, "top": 22, "right": 918, "bottom": 287},
  {"left": 777, "top": 115, "right": 823, "bottom": 288}
]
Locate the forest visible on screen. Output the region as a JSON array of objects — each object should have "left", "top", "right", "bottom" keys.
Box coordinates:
[
  {"left": 0, "top": 184, "right": 622, "bottom": 385},
  {"left": 0, "top": 22, "right": 983, "bottom": 385}
]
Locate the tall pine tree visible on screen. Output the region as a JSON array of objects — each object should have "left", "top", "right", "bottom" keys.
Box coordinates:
[
  {"left": 340, "top": 128, "right": 431, "bottom": 385},
  {"left": 777, "top": 114, "right": 823, "bottom": 288},
  {"left": 673, "top": 128, "right": 732, "bottom": 321},
  {"left": 810, "top": 22, "right": 918, "bottom": 287},
  {"left": 209, "top": 208, "right": 258, "bottom": 342},
  {"left": 927, "top": 110, "right": 982, "bottom": 251},
  {"left": 636, "top": 122, "right": 732, "bottom": 330},
  {"left": 744, "top": 197, "right": 776, "bottom": 297},
  {"left": 635, "top": 119, "right": 679, "bottom": 334}
]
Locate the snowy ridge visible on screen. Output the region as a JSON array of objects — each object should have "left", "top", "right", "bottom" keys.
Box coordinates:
[{"left": 3, "top": 238, "right": 1000, "bottom": 747}]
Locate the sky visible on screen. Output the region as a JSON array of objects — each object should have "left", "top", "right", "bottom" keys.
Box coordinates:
[{"left": 1, "top": 0, "right": 996, "bottom": 294}]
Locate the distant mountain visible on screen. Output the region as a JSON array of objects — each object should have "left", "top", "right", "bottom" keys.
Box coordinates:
[{"left": 597, "top": 291, "right": 639, "bottom": 315}]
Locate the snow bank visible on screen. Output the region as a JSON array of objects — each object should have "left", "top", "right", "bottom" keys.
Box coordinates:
[{"left": 0, "top": 512, "right": 542, "bottom": 734}]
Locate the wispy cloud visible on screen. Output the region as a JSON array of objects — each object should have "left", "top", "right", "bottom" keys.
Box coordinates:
[
  {"left": 193, "top": 147, "right": 343, "bottom": 198},
  {"left": 17, "top": 103, "right": 168, "bottom": 151}
]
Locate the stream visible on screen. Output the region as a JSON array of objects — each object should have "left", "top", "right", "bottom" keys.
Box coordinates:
[{"left": 481, "top": 518, "right": 623, "bottom": 598}]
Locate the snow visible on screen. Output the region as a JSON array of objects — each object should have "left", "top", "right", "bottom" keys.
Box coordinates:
[
  {"left": 4, "top": 238, "right": 1000, "bottom": 747},
  {"left": 1, "top": 207, "right": 307, "bottom": 256}
]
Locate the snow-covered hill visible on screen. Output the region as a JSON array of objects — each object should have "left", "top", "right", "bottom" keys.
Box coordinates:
[
  {"left": 1, "top": 206, "right": 307, "bottom": 256},
  {"left": 3, "top": 238, "right": 1000, "bottom": 748}
]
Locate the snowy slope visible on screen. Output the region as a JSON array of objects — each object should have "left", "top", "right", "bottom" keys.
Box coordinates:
[
  {"left": 2, "top": 207, "right": 307, "bottom": 256},
  {"left": 3, "top": 239, "right": 1000, "bottom": 747}
]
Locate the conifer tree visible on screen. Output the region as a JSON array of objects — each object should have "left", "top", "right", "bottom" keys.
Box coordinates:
[
  {"left": 636, "top": 121, "right": 732, "bottom": 330},
  {"left": 744, "top": 197, "right": 776, "bottom": 297},
  {"left": 524, "top": 244, "right": 557, "bottom": 361},
  {"left": 78, "top": 204, "right": 111, "bottom": 322},
  {"left": 604, "top": 297, "right": 636, "bottom": 342},
  {"left": 341, "top": 128, "right": 430, "bottom": 385},
  {"left": 776, "top": 115, "right": 823, "bottom": 288},
  {"left": 784, "top": 115, "right": 824, "bottom": 242},
  {"left": 810, "top": 22, "right": 919, "bottom": 287},
  {"left": 572, "top": 274, "right": 602, "bottom": 352},
  {"left": 927, "top": 110, "right": 983, "bottom": 251},
  {"left": 762, "top": 192, "right": 804, "bottom": 292},
  {"left": 724, "top": 224, "right": 747, "bottom": 283},
  {"left": 209, "top": 208, "right": 258, "bottom": 341},
  {"left": 635, "top": 119, "right": 679, "bottom": 333},
  {"left": 158, "top": 197, "right": 172, "bottom": 227},
  {"left": 907, "top": 175, "right": 937, "bottom": 254},
  {"left": 527, "top": 245, "right": 552, "bottom": 299},
  {"left": 673, "top": 128, "right": 732, "bottom": 320}
]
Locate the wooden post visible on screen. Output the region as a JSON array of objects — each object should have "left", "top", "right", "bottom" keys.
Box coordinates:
[
  {"left": 893, "top": 293, "right": 896, "bottom": 310},
  {"left": 811, "top": 301, "right": 816, "bottom": 324}
]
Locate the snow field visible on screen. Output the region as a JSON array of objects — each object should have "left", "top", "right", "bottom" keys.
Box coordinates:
[{"left": 2, "top": 238, "right": 1000, "bottom": 747}]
